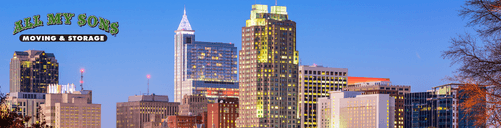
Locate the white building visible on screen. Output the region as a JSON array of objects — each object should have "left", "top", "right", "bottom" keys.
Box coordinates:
[{"left": 317, "top": 91, "right": 395, "bottom": 128}]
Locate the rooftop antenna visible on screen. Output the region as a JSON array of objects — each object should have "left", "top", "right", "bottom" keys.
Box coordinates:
[
  {"left": 275, "top": 0, "right": 277, "bottom": 5},
  {"left": 147, "top": 74, "right": 151, "bottom": 95},
  {"left": 184, "top": 5, "right": 186, "bottom": 15},
  {"left": 80, "top": 69, "right": 84, "bottom": 90}
]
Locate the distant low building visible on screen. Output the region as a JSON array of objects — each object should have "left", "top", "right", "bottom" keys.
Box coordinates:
[
  {"left": 179, "top": 94, "right": 208, "bottom": 116},
  {"left": 116, "top": 94, "right": 179, "bottom": 128},
  {"left": 4, "top": 92, "right": 46, "bottom": 127},
  {"left": 143, "top": 114, "right": 169, "bottom": 128}
]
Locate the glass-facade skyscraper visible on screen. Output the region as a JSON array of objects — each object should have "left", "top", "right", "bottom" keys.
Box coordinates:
[
  {"left": 10, "top": 50, "right": 59, "bottom": 93},
  {"left": 174, "top": 8, "right": 238, "bottom": 103},
  {"left": 237, "top": 4, "right": 299, "bottom": 128}
]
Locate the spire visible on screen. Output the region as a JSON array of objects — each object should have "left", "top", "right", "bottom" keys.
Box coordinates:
[{"left": 177, "top": 6, "right": 192, "bottom": 30}]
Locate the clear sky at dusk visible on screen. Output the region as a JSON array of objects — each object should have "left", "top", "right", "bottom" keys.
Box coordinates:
[{"left": 0, "top": 0, "right": 472, "bottom": 127}]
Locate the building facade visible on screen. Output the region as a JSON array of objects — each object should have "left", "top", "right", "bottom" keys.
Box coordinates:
[
  {"left": 10, "top": 50, "right": 58, "bottom": 93},
  {"left": 4, "top": 92, "right": 46, "bottom": 127},
  {"left": 166, "top": 113, "right": 207, "bottom": 128},
  {"left": 317, "top": 91, "right": 395, "bottom": 128},
  {"left": 116, "top": 94, "right": 180, "bottom": 128},
  {"left": 181, "top": 80, "right": 239, "bottom": 103},
  {"left": 43, "top": 90, "right": 101, "bottom": 128},
  {"left": 179, "top": 94, "right": 208, "bottom": 116},
  {"left": 207, "top": 98, "right": 239, "bottom": 128},
  {"left": 344, "top": 81, "right": 410, "bottom": 128},
  {"left": 174, "top": 8, "right": 239, "bottom": 103},
  {"left": 404, "top": 84, "right": 483, "bottom": 128},
  {"left": 298, "top": 65, "right": 347, "bottom": 128},
  {"left": 237, "top": 4, "right": 299, "bottom": 128}
]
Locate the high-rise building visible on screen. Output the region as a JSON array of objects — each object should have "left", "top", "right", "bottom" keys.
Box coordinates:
[
  {"left": 116, "top": 94, "right": 180, "bottom": 128},
  {"left": 10, "top": 50, "right": 58, "bottom": 93},
  {"left": 174, "top": 8, "right": 239, "bottom": 103},
  {"left": 43, "top": 89, "right": 101, "bottom": 128},
  {"left": 179, "top": 94, "right": 208, "bottom": 116},
  {"left": 237, "top": 4, "right": 299, "bottom": 128},
  {"left": 207, "top": 98, "right": 239, "bottom": 128},
  {"left": 298, "top": 65, "right": 347, "bottom": 128},
  {"left": 4, "top": 92, "right": 46, "bottom": 127},
  {"left": 344, "top": 81, "right": 410, "bottom": 128},
  {"left": 317, "top": 91, "right": 395, "bottom": 128},
  {"left": 404, "top": 84, "right": 484, "bottom": 128}
]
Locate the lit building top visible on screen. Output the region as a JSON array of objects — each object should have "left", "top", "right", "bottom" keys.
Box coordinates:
[
  {"left": 47, "top": 83, "right": 75, "bottom": 94},
  {"left": 177, "top": 7, "right": 192, "bottom": 31}
]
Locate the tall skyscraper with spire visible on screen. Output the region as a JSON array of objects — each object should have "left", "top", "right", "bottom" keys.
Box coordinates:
[
  {"left": 236, "top": 4, "right": 299, "bottom": 128},
  {"left": 174, "top": 8, "right": 239, "bottom": 103}
]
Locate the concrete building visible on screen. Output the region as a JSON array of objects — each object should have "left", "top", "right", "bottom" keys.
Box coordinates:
[
  {"left": 43, "top": 90, "right": 101, "bottom": 128},
  {"left": 317, "top": 91, "right": 395, "bottom": 128},
  {"left": 207, "top": 98, "right": 239, "bottom": 128},
  {"left": 344, "top": 81, "right": 410, "bottom": 128},
  {"left": 179, "top": 94, "right": 208, "bottom": 116},
  {"left": 116, "top": 94, "right": 180, "bottom": 128},
  {"left": 174, "top": 8, "right": 239, "bottom": 103},
  {"left": 298, "top": 65, "right": 347, "bottom": 128},
  {"left": 10, "top": 50, "right": 58, "bottom": 93},
  {"left": 4, "top": 92, "right": 46, "bottom": 127},
  {"left": 237, "top": 4, "right": 299, "bottom": 128},
  {"left": 166, "top": 113, "right": 207, "bottom": 128}
]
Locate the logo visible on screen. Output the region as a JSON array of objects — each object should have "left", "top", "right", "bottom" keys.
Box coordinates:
[{"left": 13, "top": 13, "right": 119, "bottom": 42}]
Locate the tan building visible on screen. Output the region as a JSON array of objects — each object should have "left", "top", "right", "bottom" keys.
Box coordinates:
[
  {"left": 318, "top": 91, "right": 395, "bottom": 128},
  {"left": 143, "top": 114, "right": 168, "bottom": 128},
  {"left": 298, "top": 65, "right": 347, "bottom": 128},
  {"left": 116, "top": 94, "right": 180, "bottom": 128},
  {"left": 4, "top": 92, "right": 46, "bottom": 127},
  {"left": 43, "top": 90, "right": 101, "bottom": 128},
  {"left": 237, "top": 4, "right": 299, "bottom": 128},
  {"left": 179, "top": 94, "right": 208, "bottom": 116},
  {"left": 344, "top": 81, "right": 410, "bottom": 128}
]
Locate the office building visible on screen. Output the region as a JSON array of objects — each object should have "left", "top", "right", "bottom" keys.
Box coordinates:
[
  {"left": 207, "top": 98, "right": 239, "bottom": 128},
  {"left": 404, "top": 83, "right": 483, "bottom": 128},
  {"left": 317, "top": 91, "right": 395, "bottom": 128},
  {"left": 166, "top": 113, "right": 207, "bottom": 128},
  {"left": 344, "top": 81, "right": 410, "bottom": 128},
  {"left": 237, "top": 4, "right": 299, "bottom": 128},
  {"left": 174, "top": 8, "right": 239, "bottom": 103},
  {"left": 4, "top": 92, "right": 46, "bottom": 127},
  {"left": 298, "top": 65, "right": 347, "bottom": 128},
  {"left": 43, "top": 89, "right": 101, "bottom": 128},
  {"left": 116, "top": 94, "right": 180, "bottom": 128},
  {"left": 179, "top": 94, "right": 208, "bottom": 116},
  {"left": 10, "top": 50, "right": 58, "bottom": 93}
]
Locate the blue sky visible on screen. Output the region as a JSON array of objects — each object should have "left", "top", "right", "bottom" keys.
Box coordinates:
[{"left": 0, "top": 0, "right": 471, "bottom": 127}]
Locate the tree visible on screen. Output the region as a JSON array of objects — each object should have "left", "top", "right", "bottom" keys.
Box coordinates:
[{"left": 443, "top": 0, "right": 501, "bottom": 127}]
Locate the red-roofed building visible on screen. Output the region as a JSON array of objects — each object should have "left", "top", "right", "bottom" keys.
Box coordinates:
[{"left": 347, "top": 76, "right": 390, "bottom": 85}]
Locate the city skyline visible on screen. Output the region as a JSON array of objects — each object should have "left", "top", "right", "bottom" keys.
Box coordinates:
[{"left": 0, "top": 0, "right": 472, "bottom": 127}]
